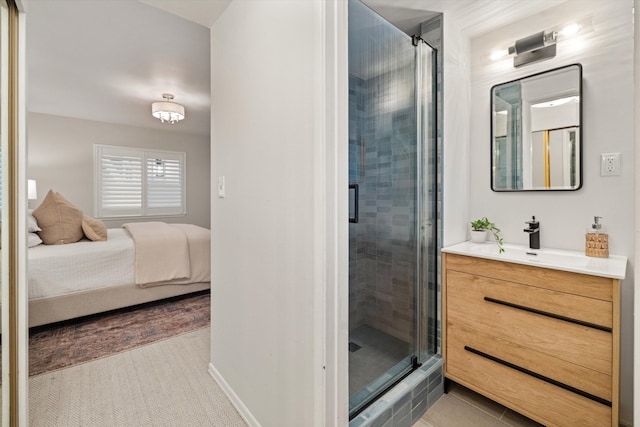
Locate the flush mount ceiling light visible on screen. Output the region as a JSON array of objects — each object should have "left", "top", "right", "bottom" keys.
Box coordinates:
[
  {"left": 531, "top": 95, "right": 580, "bottom": 108},
  {"left": 151, "top": 93, "right": 185, "bottom": 124}
]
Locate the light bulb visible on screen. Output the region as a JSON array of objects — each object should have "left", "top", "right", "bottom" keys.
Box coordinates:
[
  {"left": 490, "top": 49, "right": 509, "bottom": 61},
  {"left": 559, "top": 23, "right": 581, "bottom": 37}
]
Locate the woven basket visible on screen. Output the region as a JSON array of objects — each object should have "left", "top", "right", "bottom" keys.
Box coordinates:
[{"left": 585, "top": 232, "right": 609, "bottom": 258}]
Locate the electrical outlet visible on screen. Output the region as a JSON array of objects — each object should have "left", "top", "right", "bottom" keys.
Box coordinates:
[{"left": 600, "top": 153, "right": 621, "bottom": 176}]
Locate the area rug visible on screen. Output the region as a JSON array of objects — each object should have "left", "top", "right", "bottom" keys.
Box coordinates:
[{"left": 29, "top": 290, "right": 210, "bottom": 376}]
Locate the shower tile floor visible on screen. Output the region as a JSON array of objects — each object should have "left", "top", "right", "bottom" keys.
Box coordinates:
[{"left": 349, "top": 324, "right": 411, "bottom": 396}]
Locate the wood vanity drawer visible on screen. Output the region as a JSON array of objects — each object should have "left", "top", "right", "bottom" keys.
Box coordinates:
[
  {"left": 447, "top": 322, "right": 612, "bottom": 402},
  {"left": 447, "top": 268, "right": 612, "bottom": 328},
  {"left": 445, "top": 253, "right": 613, "bottom": 301},
  {"left": 447, "top": 270, "right": 612, "bottom": 374},
  {"left": 446, "top": 328, "right": 612, "bottom": 427}
]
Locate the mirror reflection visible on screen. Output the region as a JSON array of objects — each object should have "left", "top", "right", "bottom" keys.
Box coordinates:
[{"left": 491, "top": 64, "right": 582, "bottom": 191}]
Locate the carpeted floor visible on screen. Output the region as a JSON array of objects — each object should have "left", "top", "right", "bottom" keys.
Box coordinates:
[
  {"left": 30, "top": 327, "right": 247, "bottom": 427},
  {"left": 29, "top": 290, "right": 210, "bottom": 376}
]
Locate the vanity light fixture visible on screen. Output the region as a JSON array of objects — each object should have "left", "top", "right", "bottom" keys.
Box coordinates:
[
  {"left": 509, "top": 30, "right": 558, "bottom": 68},
  {"left": 151, "top": 93, "right": 185, "bottom": 124},
  {"left": 489, "top": 19, "right": 590, "bottom": 68}
]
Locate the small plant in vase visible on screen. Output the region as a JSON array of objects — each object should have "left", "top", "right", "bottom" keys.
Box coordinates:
[{"left": 470, "top": 217, "right": 504, "bottom": 253}]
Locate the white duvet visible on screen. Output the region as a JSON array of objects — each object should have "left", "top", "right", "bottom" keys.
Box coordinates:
[
  {"left": 28, "top": 224, "right": 212, "bottom": 300},
  {"left": 28, "top": 229, "right": 135, "bottom": 300}
]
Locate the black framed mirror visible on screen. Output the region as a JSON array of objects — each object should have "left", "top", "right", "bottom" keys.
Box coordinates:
[{"left": 491, "top": 63, "right": 582, "bottom": 191}]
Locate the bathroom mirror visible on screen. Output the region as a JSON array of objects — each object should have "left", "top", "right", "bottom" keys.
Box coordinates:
[{"left": 491, "top": 64, "right": 582, "bottom": 191}]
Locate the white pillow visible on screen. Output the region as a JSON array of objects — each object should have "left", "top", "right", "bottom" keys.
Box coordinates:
[
  {"left": 28, "top": 213, "right": 41, "bottom": 232},
  {"left": 28, "top": 232, "right": 43, "bottom": 248}
]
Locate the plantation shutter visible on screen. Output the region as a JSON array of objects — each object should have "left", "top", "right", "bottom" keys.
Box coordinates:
[
  {"left": 145, "top": 151, "right": 185, "bottom": 216},
  {"left": 96, "top": 145, "right": 143, "bottom": 217},
  {"left": 95, "top": 145, "right": 185, "bottom": 218}
]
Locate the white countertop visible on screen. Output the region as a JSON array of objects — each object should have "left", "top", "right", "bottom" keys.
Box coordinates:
[{"left": 442, "top": 241, "right": 627, "bottom": 280}]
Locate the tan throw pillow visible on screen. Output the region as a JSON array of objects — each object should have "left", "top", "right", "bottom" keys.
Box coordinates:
[
  {"left": 82, "top": 215, "right": 107, "bottom": 241},
  {"left": 32, "top": 190, "right": 84, "bottom": 245}
]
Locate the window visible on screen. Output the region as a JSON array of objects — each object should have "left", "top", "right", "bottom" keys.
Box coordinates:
[{"left": 94, "top": 144, "right": 185, "bottom": 218}]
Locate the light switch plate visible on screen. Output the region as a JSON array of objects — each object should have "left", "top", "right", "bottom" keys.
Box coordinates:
[{"left": 217, "top": 176, "right": 225, "bottom": 198}]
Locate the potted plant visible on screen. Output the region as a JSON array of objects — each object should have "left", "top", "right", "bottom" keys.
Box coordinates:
[{"left": 470, "top": 217, "right": 504, "bottom": 253}]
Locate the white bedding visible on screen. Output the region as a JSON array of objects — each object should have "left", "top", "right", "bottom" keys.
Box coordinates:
[
  {"left": 28, "top": 224, "right": 211, "bottom": 301},
  {"left": 123, "top": 222, "right": 190, "bottom": 285},
  {"left": 29, "top": 229, "right": 135, "bottom": 300}
]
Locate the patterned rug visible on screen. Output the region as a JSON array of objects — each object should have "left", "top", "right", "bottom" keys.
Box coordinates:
[{"left": 29, "top": 290, "right": 210, "bottom": 376}]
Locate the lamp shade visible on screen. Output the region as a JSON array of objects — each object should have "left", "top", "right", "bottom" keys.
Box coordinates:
[
  {"left": 28, "top": 179, "right": 37, "bottom": 200},
  {"left": 151, "top": 93, "right": 185, "bottom": 124}
]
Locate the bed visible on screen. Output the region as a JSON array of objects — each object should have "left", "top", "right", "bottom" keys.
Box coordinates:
[{"left": 28, "top": 222, "right": 211, "bottom": 328}]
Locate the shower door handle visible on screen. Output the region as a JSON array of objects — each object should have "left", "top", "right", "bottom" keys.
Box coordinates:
[{"left": 349, "top": 184, "right": 359, "bottom": 223}]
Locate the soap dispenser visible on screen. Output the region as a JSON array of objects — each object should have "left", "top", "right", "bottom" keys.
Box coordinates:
[{"left": 585, "top": 216, "right": 609, "bottom": 258}]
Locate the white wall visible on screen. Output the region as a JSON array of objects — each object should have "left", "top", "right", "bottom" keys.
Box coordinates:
[
  {"left": 208, "top": 1, "right": 345, "bottom": 426},
  {"left": 442, "top": 15, "right": 472, "bottom": 247},
  {"left": 27, "top": 112, "right": 211, "bottom": 229},
  {"left": 469, "top": 1, "right": 635, "bottom": 423}
]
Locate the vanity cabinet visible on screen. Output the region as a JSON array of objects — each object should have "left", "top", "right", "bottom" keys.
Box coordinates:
[{"left": 442, "top": 252, "right": 621, "bottom": 427}]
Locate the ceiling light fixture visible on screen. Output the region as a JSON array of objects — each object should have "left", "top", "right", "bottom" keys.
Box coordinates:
[
  {"left": 531, "top": 95, "right": 580, "bottom": 109},
  {"left": 151, "top": 93, "right": 185, "bottom": 124}
]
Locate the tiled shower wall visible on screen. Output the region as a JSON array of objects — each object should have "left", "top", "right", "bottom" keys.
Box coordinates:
[
  {"left": 349, "top": 74, "right": 367, "bottom": 330},
  {"left": 349, "top": 59, "right": 419, "bottom": 346}
]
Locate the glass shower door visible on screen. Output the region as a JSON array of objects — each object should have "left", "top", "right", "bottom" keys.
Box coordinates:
[{"left": 348, "top": 0, "right": 436, "bottom": 417}]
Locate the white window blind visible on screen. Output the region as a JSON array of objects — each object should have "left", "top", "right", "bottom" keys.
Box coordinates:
[
  {"left": 145, "top": 152, "right": 184, "bottom": 215},
  {"left": 95, "top": 145, "right": 185, "bottom": 218}
]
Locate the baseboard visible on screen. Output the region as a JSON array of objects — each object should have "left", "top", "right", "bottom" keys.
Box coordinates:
[{"left": 208, "top": 362, "right": 261, "bottom": 427}]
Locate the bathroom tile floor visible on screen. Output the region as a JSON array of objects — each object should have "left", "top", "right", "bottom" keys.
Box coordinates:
[{"left": 415, "top": 382, "right": 544, "bottom": 427}]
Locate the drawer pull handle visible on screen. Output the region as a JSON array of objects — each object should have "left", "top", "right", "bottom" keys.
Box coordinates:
[
  {"left": 483, "top": 296, "right": 612, "bottom": 333},
  {"left": 464, "top": 346, "right": 611, "bottom": 407}
]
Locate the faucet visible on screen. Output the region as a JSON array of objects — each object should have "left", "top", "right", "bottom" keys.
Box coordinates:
[{"left": 523, "top": 216, "right": 540, "bottom": 250}]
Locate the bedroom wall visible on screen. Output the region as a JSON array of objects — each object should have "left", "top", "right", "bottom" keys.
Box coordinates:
[
  {"left": 469, "top": 1, "right": 635, "bottom": 422},
  {"left": 27, "top": 112, "right": 211, "bottom": 229}
]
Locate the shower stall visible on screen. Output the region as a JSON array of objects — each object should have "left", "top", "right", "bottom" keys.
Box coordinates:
[{"left": 348, "top": 0, "right": 439, "bottom": 418}]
